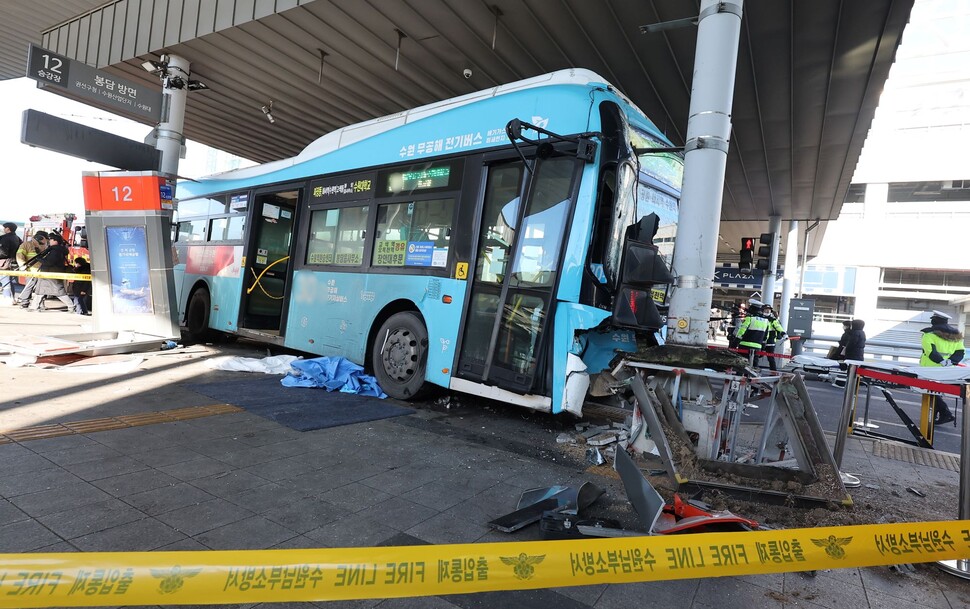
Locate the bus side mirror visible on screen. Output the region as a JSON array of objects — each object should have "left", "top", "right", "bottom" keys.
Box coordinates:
[
  {"left": 621, "top": 241, "right": 672, "bottom": 286},
  {"left": 611, "top": 240, "right": 672, "bottom": 330}
]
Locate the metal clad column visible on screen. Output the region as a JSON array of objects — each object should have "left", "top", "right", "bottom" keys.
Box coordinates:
[
  {"left": 157, "top": 54, "right": 189, "bottom": 177},
  {"left": 667, "top": 0, "right": 744, "bottom": 347},
  {"left": 761, "top": 214, "right": 782, "bottom": 306},
  {"left": 778, "top": 219, "right": 798, "bottom": 354}
]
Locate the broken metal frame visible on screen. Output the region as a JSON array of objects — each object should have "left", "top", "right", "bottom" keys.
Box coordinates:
[
  {"left": 614, "top": 359, "right": 851, "bottom": 507},
  {"left": 629, "top": 374, "right": 684, "bottom": 483},
  {"left": 614, "top": 359, "right": 786, "bottom": 466}
]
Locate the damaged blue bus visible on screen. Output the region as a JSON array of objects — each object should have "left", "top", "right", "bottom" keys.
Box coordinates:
[{"left": 173, "top": 69, "right": 682, "bottom": 414}]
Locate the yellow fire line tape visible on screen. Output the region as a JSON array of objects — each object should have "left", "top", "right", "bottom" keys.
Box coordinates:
[
  {"left": 1, "top": 520, "right": 968, "bottom": 607},
  {"left": 0, "top": 270, "right": 91, "bottom": 281}
]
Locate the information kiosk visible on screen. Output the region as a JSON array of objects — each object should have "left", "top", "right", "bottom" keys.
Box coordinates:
[{"left": 81, "top": 170, "right": 180, "bottom": 341}]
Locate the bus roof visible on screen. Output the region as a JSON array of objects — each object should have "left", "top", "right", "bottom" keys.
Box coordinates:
[{"left": 178, "top": 69, "right": 665, "bottom": 198}]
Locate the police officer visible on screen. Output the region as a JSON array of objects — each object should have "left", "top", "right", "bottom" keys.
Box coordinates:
[
  {"left": 760, "top": 305, "right": 788, "bottom": 371},
  {"left": 735, "top": 299, "right": 769, "bottom": 366},
  {"left": 920, "top": 310, "right": 964, "bottom": 425}
]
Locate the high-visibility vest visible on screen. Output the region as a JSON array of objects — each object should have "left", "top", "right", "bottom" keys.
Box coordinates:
[
  {"left": 921, "top": 330, "right": 964, "bottom": 367},
  {"left": 736, "top": 315, "right": 769, "bottom": 348},
  {"left": 764, "top": 317, "right": 786, "bottom": 346}
]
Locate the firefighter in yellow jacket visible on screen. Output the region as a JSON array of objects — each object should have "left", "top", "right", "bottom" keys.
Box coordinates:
[
  {"left": 921, "top": 310, "right": 965, "bottom": 425},
  {"left": 736, "top": 299, "right": 769, "bottom": 366},
  {"left": 13, "top": 231, "right": 48, "bottom": 308}
]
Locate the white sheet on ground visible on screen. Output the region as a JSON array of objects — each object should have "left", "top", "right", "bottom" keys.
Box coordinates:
[
  {"left": 207, "top": 354, "right": 301, "bottom": 375},
  {"left": 790, "top": 354, "right": 839, "bottom": 368}
]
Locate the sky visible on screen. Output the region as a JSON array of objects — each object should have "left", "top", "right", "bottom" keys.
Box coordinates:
[
  {"left": 853, "top": 0, "right": 969, "bottom": 183},
  {"left": 0, "top": 77, "right": 251, "bottom": 224}
]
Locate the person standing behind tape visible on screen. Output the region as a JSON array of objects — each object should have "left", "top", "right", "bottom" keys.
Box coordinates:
[
  {"left": 27, "top": 232, "right": 74, "bottom": 312},
  {"left": 69, "top": 257, "right": 92, "bottom": 316},
  {"left": 0, "top": 222, "right": 23, "bottom": 304},
  {"left": 14, "top": 231, "right": 48, "bottom": 308},
  {"left": 760, "top": 305, "right": 788, "bottom": 371},
  {"left": 843, "top": 319, "right": 867, "bottom": 361},
  {"left": 920, "top": 310, "right": 964, "bottom": 426},
  {"left": 736, "top": 299, "right": 769, "bottom": 366}
]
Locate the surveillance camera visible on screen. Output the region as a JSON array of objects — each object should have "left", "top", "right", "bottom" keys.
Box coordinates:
[
  {"left": 463, "top": 68, "right": 472, "bottom": 79},
  {"left": 261, "top": 102, "right": 276, "bottom": 124}
]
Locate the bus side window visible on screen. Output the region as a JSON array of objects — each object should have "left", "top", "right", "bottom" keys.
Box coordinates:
[
  {"left": 307, "top": 206, "right": 368, "bottom": 265},
  {"left": 177, "top": 219, "right": 206, "bottom": 242},
  {"left": 209, "top": 216, "right": 246, "bottom": 241},
  {"left": 372, "top": 198, "right": 455, "bottom": 268}
]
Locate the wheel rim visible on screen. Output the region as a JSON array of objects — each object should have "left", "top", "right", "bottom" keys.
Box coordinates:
[{"left": 381, "top": 327, "right": 420, "bottom": 382}]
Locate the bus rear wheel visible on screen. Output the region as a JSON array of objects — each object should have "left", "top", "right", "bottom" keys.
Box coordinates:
[
  {"left": 372, "top": 312, "right": 428, "bottom": 400},
  {"left": 185, "top": 288, "right": 213, "bottom": 343}
]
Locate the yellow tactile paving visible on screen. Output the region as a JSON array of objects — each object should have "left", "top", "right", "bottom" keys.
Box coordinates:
[{"left": 0, "top": 404, "right": 243, "bottom": 445}]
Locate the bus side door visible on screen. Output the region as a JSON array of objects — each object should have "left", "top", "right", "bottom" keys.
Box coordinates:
[{"left": 456, "top": 156, "right": 581, "bottom": 395}]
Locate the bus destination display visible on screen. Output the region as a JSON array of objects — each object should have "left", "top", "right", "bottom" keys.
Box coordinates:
[
  {"left": 308, "top": 173, "right": 375, "bottom": 204},
  {"left": 387, "top": 166, "right": 450, "bottom": 193}
]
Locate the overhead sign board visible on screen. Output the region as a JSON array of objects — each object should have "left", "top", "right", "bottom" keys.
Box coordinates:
[
  {"left": 22, "top": 109, "right": 160, "bottom": 171},
  {"left": 26, "top": 44, "right": 161, "bottom": 122}
]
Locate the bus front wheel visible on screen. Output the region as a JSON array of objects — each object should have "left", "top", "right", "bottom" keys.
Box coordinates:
[
  {"left": 372, "top": 312, "right": 428, "bottom": 400},
  {"left": 185, "top": 288, "right": 212, "bottom": 343}
]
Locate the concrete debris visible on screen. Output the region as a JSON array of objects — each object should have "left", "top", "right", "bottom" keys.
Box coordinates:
[
  {"left": 575, "top": 422, "right": 590, "bottom": 431},
  {"left": 581, "top": 425, "right": 612, "bottom": 439},
  {"left": 556, "top": 433, "right": 577, "bottom": 444},
  {"left": 587, "top": 432, "right": 619, "bottom": 447}
]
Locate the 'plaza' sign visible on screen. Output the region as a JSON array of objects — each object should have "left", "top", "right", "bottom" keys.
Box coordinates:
[{"left": 26, "top": 44, "right": 161, "bottom": 122}]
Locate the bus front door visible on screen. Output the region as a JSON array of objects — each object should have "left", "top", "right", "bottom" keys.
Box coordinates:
[
  {"left": 240, "top": 190, "right": 299, "bottom": 334},
  {"left": 456, "top": 157, "right": 578, "bottom": 395}
]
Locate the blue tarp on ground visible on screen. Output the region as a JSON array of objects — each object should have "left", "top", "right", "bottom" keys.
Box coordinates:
[{"left": 281, "top": 356, "right": 387, "bottom": 398}]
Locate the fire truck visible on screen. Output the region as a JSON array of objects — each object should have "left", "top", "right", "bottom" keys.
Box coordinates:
[{"left": 22, "top": 213, "right": 89, "bottom": 263}]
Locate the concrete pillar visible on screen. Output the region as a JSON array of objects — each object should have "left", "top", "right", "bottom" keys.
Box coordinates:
[
  {"left": 760, "top": 214, "right": 782, "bottom": 306},
  {"left": 853, "top": 266, "right": 881, "bottom": 323},
  {"left": 778, "top": 219, "right": 798, "bottom": 353},
  {"left": 156, "top": 54, "right": 189, "bottom": 177},
  {"left": 667, "top": 0, "right": 743, "bottom": 347}
]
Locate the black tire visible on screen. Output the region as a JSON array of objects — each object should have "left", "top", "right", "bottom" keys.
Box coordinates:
[
  {"left": 185, "top": 288, "right": 213, "bottom": 343},
  {"left": 371, "top": 311, "right": 429, "bottom": 400}
]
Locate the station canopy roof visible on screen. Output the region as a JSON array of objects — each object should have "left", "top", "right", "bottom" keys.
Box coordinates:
[{"left": 0, "top": 0, "right": 914, "bottom": 258}]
